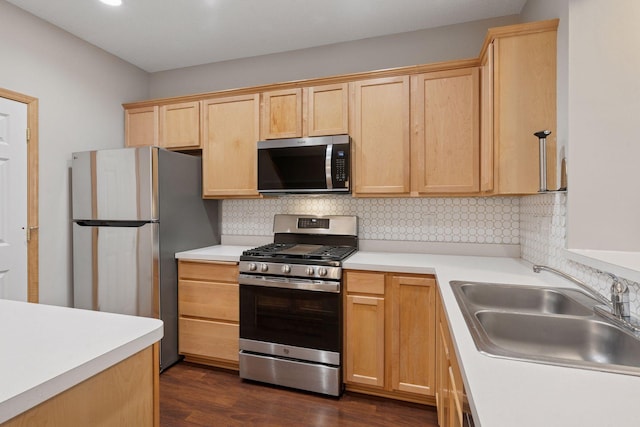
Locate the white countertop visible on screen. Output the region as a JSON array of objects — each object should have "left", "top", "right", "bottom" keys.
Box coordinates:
[
  {"left": 175, "top": 245, "right": 251, "bottom": 261},
  {"left": 175, "top": 244, "right": 640, "bottom": 426},
  {"left": 0, "top": 300, "right": 163, "bottom": 424}
]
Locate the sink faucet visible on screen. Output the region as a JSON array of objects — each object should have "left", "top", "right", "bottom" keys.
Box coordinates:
[
  {"left": 533, "top": 265, "right": 638, "bottom": 335},
  {"left": 532, "top": 265, "right": 611, "bottom": 307}
]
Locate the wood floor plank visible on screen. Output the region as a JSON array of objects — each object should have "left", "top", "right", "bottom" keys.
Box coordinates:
[{"left": 160, "top": 362, "right": 439, "bottom": 426}]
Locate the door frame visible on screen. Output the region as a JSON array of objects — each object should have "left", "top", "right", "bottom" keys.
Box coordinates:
[{"left": 0, "top": 88, "right": 39, "bottom": 303}]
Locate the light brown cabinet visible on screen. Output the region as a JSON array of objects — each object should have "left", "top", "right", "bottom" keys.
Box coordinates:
[
  {"left": 202, "top": 94, "right": 261, "bottom": 198},
  {"left": 122, "top": 20, "right": 557, "bottom": 198},
  {"left": 3, "top": 345, "right": 159, "bottom": 427},
  {"left": 350, "top": 76, "right": 411, "bottom": 196},
  {"left": 436, "top": 288, "right": 470, "bottom": 427},
  {"left": 261, "top": 88, "right": 302, "bottom": 139},
  {"left": 125, "top": 101, "right": 201, "bottom": 149},
  {"left": 344, "top": 270, "right": 436, "bottom": 404},
  {"left": 345, "top": 271, "right": 386, "bottom": 387},
  {"left": 480, "top": 21, "right": 557, "bottom": 194},
  {"left": 125, "top": 106, "right": 158, "bottom": 147},
  {"left": 178, "top": 260, "right": 240, "bottom": 369},
  {"left": 304, "top": 83, "right": 349, "bottom": 136},
  {"left": 411, "top": 68, "right": 480, "bottom": 195},
  {"left": 159, "top": 101, "right": 201, "bottom": 149},
  {"left": 261, "top": 83, "right": 349, "bottom": 140}
]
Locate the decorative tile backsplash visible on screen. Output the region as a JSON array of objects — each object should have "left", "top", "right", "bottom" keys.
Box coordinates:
[
  {"left": 520, "top": 192, "right": 640, "bottom": 313},
  {"left": 222, "top": 196, "right": 520, "bottom": 244}
]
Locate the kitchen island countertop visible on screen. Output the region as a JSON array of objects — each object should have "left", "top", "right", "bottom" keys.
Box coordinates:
[
  {"left": 176, "top": 245, "right": 640, "bottom": 426},
  {"left": 0, "top": 300, "right": 163, "bottom": 424}
]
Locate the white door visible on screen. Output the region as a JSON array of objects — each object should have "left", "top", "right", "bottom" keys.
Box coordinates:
[{"left": 0, "top": 97, "right": 28, "bottom": 301}]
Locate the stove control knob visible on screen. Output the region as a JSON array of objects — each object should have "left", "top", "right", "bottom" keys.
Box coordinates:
[
  {"left": 305, "top": 267, "right": 315, "bottom": 276},
  {"left": 248, "top": 263, "right": 257, "bottom": 272},
  {"left": 281, "top": 265, "right": 291, "bottom": 274},
  {"left": 260, "top": 264, "right": 269, "bottom": 273},
  {"left": 318, "top": 267, "right": 328, "bottom": 277}
]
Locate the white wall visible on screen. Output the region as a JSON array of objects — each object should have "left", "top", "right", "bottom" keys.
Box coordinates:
[
  {"left": 149, "top": 15, "right": 520, "bottom": 98},
  {"left": 0, "top": 1, "right": 150, "bottom": 306},
  {"left": 567, "top": 0, "right": 640, "bottom": 251}
]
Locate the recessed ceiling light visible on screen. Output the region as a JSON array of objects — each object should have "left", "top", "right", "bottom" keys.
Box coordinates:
[{"left": 100, "top": 0, "right": 122, "bottom": 6}]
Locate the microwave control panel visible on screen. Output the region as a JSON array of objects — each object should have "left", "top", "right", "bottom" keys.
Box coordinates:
[{"left": 332, "top": 144, "right": 349, "bottom": 187}]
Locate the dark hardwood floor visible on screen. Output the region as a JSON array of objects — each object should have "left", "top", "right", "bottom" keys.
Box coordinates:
[{"left": 160, "top": 362, "right": 439, "bottom": 427}]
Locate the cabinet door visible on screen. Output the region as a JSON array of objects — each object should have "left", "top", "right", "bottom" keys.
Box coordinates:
[
  {"left": 390, "top": 275, "right": 436, "bottom": 396},
  {"left": 345, "top": 294, "right": 385, "bottom": 387},
  {"left": 351, "top": 76, "right": 411, "bottom": 196},
  {"left": 261, "top": 88, "right": 302, "bottom": 139},
  {"left": 411, "top": 68, "right": 480, "bottom": 194},
  {"left": 304, "top": 83, "right": 349, "bottom": 136},
  {"left": 125, "top": 106, "right": 158, "bottom": 147},
  {"left": 202, "top": 94, "right": 260, "bottom": 198},
  {"left": 159, "top": 101, "right": 200, "bottom": 149},
  {"left": 480, "top": 42, "right": 494, "bottom": 193},
  {"left": 493, "top": 30, "right": 557, "bottom": 194}
]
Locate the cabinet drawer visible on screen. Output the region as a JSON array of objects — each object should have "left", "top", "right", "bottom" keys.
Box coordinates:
[
  {"left": 179, "top": 280, "right": 239, "bottom": 321},
  {"left": 179, "top": 318, "right": 239, "bottom": 362},
  {"left": 179, "top": 260, "right": 238, "bottom": 283},
  {"left": 346, "top": 271, "right": 385, "bottom": 295}
]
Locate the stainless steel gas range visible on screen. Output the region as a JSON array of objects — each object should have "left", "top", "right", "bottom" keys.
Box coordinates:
[{"left": 238, "top": 214, "right": 358, "bottom": 397}]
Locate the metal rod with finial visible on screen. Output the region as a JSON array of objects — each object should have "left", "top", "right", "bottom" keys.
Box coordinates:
[{"left": 534, "top": 130, "right": 551, "bottom": 192}]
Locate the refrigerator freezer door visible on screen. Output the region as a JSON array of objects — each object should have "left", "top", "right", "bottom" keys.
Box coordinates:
[
  {"left": 73, "top": 222, "right": 159, "bottom": 319},
  {"left": 72, "top": 147, "right": 157, "bottom": 221}
]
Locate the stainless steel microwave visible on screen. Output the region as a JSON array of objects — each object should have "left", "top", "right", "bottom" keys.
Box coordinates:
[{"left": 257, "top": 135, "right": 350, "bottom": 194}]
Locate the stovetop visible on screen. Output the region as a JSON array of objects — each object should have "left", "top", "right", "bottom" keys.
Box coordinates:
[{"left": 241, "top": 243, "right": 357, "bottom": 262}]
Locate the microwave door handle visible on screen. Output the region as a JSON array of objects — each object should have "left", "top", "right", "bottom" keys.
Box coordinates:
[{"left": 325, "top": 144, "right": 333, "bottom": 190}]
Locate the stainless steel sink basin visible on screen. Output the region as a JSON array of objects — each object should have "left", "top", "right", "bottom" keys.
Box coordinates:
[
  {"left": 454, "top": 282, "right": 595, "bottom": 316},
  {"left": 450, "top": 281, "right": 640, "bottom": 376},
  {"left": 474, "top": 311, "right": 640, "bottom": 374}
]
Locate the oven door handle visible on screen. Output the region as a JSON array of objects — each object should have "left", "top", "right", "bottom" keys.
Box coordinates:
[{"left": 238, "top": 274, "right": 340, "bottom": 293}]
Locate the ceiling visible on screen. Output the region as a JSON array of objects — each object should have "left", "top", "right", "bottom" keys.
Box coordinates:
[{"left": 6, "top": 0, "right": 528, "bottom": 73}]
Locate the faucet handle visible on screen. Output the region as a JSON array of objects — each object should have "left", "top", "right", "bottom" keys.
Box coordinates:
[{"left": 604, "top": 272, "right": 630, "bottom": 320}]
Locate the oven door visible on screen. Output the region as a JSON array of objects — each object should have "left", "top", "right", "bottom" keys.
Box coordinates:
[{"left": 239, "top": 274, "right": 342, "bottom": 354}]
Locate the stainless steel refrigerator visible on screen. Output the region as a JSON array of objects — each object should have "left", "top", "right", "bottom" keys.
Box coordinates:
[{"left": 71, "top": 146, "right": 220, "bottom": 370}]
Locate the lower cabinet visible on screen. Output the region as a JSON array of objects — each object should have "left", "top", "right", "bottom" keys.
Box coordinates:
[
  {"left": 344, "top": 270, "right": 437, "bottom": 404},
  {"left": 436, "top": 288, "right": 471, "bottom": 427},
  {"left": 3, "top": 345, "right": 159, "bottom": 427},
  {"left": 178, "top": 259, "right": 239, "bottom": 370}
]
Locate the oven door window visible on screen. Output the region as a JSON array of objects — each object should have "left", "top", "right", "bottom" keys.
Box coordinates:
[{"left": 240, "top": 285, "right": 341, "bottom": 353}]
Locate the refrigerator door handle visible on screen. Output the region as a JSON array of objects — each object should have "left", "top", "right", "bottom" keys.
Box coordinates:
[{"left": 74, "top": 220, "right": 156, "bottom": 227}]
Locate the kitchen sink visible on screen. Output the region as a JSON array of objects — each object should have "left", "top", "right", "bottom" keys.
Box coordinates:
[
  {"left": 454, "top": 282, "right": 595, "bottom": 316},
  {"left": 451, "top": 281, "right": 640, "bottom": 376}
]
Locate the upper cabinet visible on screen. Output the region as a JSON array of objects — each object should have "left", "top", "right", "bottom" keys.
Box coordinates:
[
  {"left": 123, "top": 19, "right": 558, "bottom": 199},
  {"left": 304, "top": 83, "right": 349, "bottom": 136},
  {"left": 351, "top": 76, "right": 411, "bottom": 196},
  {"left": 261, "top": 83, "right": 349, "bottom": 140},
  {"left": 125, "top": 106, "right": 158, "bottom": 147},
  {"left": 481, "top": 21, "right": 558, "bottom": 194},
  {"left": 411, "top": 68, "right": 480, "bottom": 195},
  {"left": 125, "top": 101, "right": 201, "bottom": 149},
  {"left": 202, "top": 94, "right": 261, "bottom": 198},
  {"left": 159, "top": 101, "right": 201, "bottom": 149},
  {"left": 261, "top": 88, "right": 302, "bottom": 139}
]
